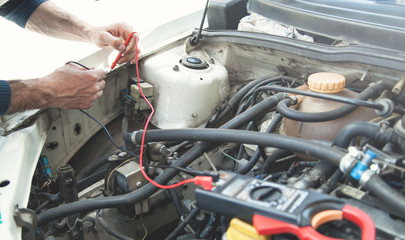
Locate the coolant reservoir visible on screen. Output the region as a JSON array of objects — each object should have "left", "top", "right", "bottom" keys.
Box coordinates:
[
  {"left": 281, "top": 72, "right": 376, "bottom": 141},
  {"left": 140, "top": 49, "right": 230, "bottom": 129}
]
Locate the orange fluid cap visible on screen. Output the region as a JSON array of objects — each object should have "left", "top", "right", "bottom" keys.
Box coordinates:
[{"left": 308, "top": 72, "right": 346, "bottom": 93}]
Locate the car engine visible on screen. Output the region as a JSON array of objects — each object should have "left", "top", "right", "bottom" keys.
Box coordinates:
[{"left": 19, "top": 1, "right": 405, "bottom": 240}]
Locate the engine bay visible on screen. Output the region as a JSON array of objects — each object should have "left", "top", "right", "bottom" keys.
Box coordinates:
[{"left": 14, "top": 1, "right": 405, "bottom": 240}]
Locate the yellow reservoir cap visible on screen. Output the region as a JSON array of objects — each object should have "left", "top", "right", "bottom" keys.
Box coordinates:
[
  {"left": 226, "top": 218, "right": 270, "bottom": 240},
  {"left": 308, "top": 72, "right": 346, "bottom": 93}
]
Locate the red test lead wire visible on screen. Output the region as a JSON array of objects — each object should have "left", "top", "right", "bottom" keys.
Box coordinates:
[
  {"left": 110, "top": 32, "right": 136, "bottom": 70},
  {"left": 126, "top": 32, "right": 213, "bottom": 191}
]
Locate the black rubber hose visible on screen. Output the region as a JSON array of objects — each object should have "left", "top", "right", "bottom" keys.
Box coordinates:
[
  {"left": 261, "top": 149, "right": 293, "bottom": 174},
  {"left": 333, "top": 121, "right": 381, "bottom": 148},
  {"left": 76, "top": 167, "right": 107, "bottom": 192},
  {"left": 265, "top": 85, "right": 384, "bottom": 110},
  {"left": 206, "top": 76, "right": 293, "bottom": 127},
  {"left": 236, "top": 114, "right": 284, "bottom": 174},
  {"left": 273, "top": 81, "right": 389, "bottom": 122},
  {"left": 249, "top": 121, "right": 268, "bottom": 162},
  {"left": 37, "top": 93, "right": 284, "bottom": 226},
  {"left": 318, "top": 169, "right": 344, "bottom": 193},
  {"left": 96, "top": 209, "right": 133, "bottom": 240},
  {"left": 168, "top": 188, "right": 183, "bottom": 218},
  {"left": 236, "top": 76, "right": 297, "bottom": 115},
  {"left": 293, "top": 160, "right": 336, "bottom": 189},
  {"left": 364, "top": 173, "right": 405, "bottom": 217},
  {"left": 132, "top": 129, "right": 344, "bottom": 166},
  {"left": 277, "top": 98, "right": 360, "bottom": 122},
  {"left": 237, "top": 122, "right": 267, "bottom": 161},
  {"left": 221, "top": 93, "right": 284, "bottom": 129},
  {"left": 165, "top": 207, "right": 201, "bottom": 240},
  {"left": 76, "top": 153, "right": 111, "bottom": 180},
  {"left": 313, "top": 121, "right": 382, "bottom": 193}
]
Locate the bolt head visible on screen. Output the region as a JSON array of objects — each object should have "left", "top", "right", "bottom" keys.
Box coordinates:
[
  {"left": 348, "top": 147, "right": 360, "bottom": 158},
  {"left": 370, "top": 164, "right": 380, "bottom": 174}
]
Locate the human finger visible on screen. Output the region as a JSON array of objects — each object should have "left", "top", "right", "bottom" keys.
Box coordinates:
[{"left": 99, "top": 31, "right": 126, "bottom": 52}]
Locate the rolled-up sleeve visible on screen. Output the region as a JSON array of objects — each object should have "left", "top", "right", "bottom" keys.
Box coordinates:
[
  {"left": 0, "top": 0, "right": 48, "bottom": 28},
  {"left": 0, "top": 80, "right": 10, "bottom": 115}
]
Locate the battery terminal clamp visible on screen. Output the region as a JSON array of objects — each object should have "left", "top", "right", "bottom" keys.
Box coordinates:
[{"left": 195, "top": 171, "right": 375, "bottom": 240}]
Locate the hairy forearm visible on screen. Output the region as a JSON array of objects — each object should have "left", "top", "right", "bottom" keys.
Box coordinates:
[
  {"left": 5, "top": 63, "right": 106, "bottom": 114},
  {"left": 7, "top": 79, "right": 53, "bottom": 113},
  {"left": 25, "top": 1, "right": 93, "bottom": 42}
]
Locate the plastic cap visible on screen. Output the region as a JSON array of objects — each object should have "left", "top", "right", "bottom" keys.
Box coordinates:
[{"left": 308, "top": 72, "right": 346, "bottom": 93}]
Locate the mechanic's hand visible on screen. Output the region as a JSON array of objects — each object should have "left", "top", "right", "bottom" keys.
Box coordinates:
[
  {"left": 7, "top": 64, "right": 105, "bottom": 114},
  {"left": 88, "top": 22, "right": 140, "bottom": 64},
  {"left": 40, "top": 63, "right": 106, "bottom": 109}
]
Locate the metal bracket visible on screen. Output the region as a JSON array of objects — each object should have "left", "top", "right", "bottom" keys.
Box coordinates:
[{"left": 13, "top": 206, "right": 37, "bottom": 240}]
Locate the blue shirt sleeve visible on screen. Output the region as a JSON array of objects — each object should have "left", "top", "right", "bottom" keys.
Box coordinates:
[
  {"left": 0, "top": 80, "right": 11, "bottom": 115},
  {"left": 0, "top": 0, "right": 48, "bottom": 28}
]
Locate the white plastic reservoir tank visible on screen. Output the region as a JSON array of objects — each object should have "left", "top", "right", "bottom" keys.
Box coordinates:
[{"left": 140, "top": 47, "right": 230, "bottom": 129}]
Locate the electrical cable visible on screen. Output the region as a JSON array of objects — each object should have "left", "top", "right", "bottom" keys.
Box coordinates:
[
  {"left": 37, "top": 92, "right": 284, "bottom": 225},
  {"left": 221, "top": 148, "right": 239, "bottom": 162},
  {"left": 70, "top": 34, "right": 212, "bottom": 190},
  {"left": 79, "top": 109, "right": 139, "bottom": 159},
  {"left": 118, "top": 32, "right": 213, "bottom": 190},
  {"left": 165, "top": 207, "right": 201, "bottom": 240},
  {"left": 65, "top": 61, "right": 140, "bottom": 160},
  {"left": 111, "top": 32, "right": 136, "bottom": 70}
]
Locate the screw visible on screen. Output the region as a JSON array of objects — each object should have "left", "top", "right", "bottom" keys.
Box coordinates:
[
  {"left": 348, "top": 147, "right": 361, "bottom": 158},
  {"left": 209, "top": 58, "right": 215, "bottom": 64},
  {"left": 192, "top": 113, "right": 198, "bottom": 117},
  {"left": 370, "top": 164, "right": 380, "bottom": 174},
  {"left": 173, "top": 65, "right": 179, "bottom": 72},
  {"left": 136, "top": 182, "right": 142, "bottom": 188}
]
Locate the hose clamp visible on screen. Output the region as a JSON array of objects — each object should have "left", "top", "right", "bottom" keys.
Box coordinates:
[
  {"left": 131, "top": 131, "right": 138, "bottom": 144},
  {"left": 339, "top": 147, "right": 360, "bottom": 174},
  {"left": 359, "top": 169, "right": 375, "bottom": 186},
  {"left": 288, "top": 95, "right": 298, "bottom": 105}
]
